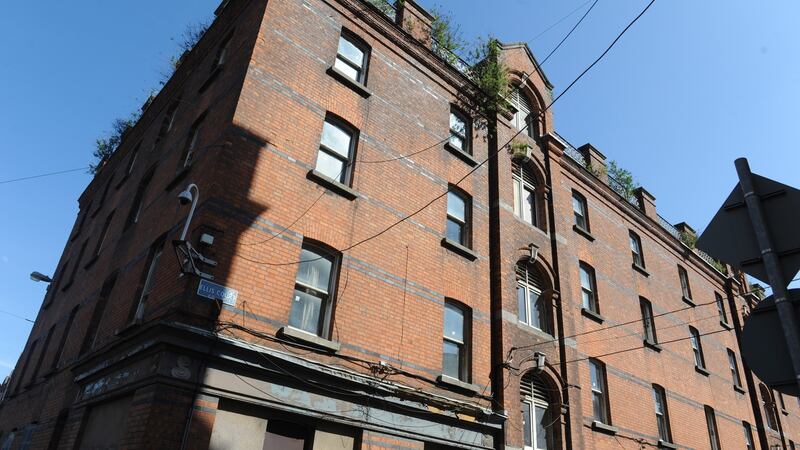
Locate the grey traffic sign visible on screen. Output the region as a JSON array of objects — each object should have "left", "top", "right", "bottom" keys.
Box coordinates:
[
  {"left": 697, "top": 174, "right": 800, "bottom": 286},
  {"left": 742, "top": 290, "right": 800, "bottom": 397}
]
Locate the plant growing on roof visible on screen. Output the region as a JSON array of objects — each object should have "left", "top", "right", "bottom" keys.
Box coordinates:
[
  {"left": 464, "top": 36, "right": 510, "bottom": 132},
  {"left": 429, "top": 7, "right": 465, "bottom": 67},
  {"left": 508, "top": 138, "right": 530, "bottom": 160},
  {"left": 90, "top": 112, "right": 141, "bottom": 174},
  {"left": 607, "top": 160, "right": 640, "bottom": 203},
  {"left": 679, "top": 230, "right": 698, "bottom": 249}
]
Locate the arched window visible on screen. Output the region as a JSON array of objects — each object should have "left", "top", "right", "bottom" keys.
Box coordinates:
[
  {"left": 510, "top": 88, "right": 539, "bottom": 139},
  {"left": 517, "top": 263, "right": 552, "bottom": 335},
  {"left": 521, "top": 372, "right": 555, "bottom": 450},
  {"left": 759, "top": 383, "right": 779, "bottom": 430},
  {"left": 512, "top": 160, "right": 540, "bottom": 228}
]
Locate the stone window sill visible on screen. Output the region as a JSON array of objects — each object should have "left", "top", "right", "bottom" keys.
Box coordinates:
[
  {"left": 326, "top": 66, "right": 372, "bottom": 98},
  {"left": 581, "top": 307, "right": 605, "bottom": 324},
  {"left": 307, "top": 170, "right": 358, "bottom": 200},
  {"left": 695, "top": 366, "right": 710, "bottom": 377},
  {"left": 644, "top": 339, "right": 662, "bottom": 352},
  {"left": 83, "top": 255, "right": 99, "bottom": 270},
  {"left": 720, "top": 321, "right": 732, "bottom": 330},
  {"left": 682, "top": 295, "right": 696, "bottom": 307},
  {"left": 573, "top": 225, "right": 595, "bottom": 241},
  {"left": 115, "top": 173, "right": 130, "bottom": 190},
  {"left": 443, "top": 142, "right": 479, "bottom": 167},
  {"left": 734, "top": 385, "right": 746, "bottom": 394},
  {"left": 436, "top": 374, "right": 481, "bottom": 395},
  {"left": 278, "top": 326, "right": 340, "bottom": 353},
  {"left": 441, "top": 238, "right": 478, "bottom": 261},
  {"left": 591, "top": 420, "right": 618, "bottom": 435},
  {"left": 165, "top": 166, "right": 191, "bottom": 192},
  {"left": 657, "top": 440, "right": 678, "bottom": 449},
  {"left": 632, "top": 263, "right": 650, "bottom": 277}
]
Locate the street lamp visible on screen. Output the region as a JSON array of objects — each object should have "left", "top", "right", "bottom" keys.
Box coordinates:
[
  {"left": 178, "top": 183, "right": 199, "bottom": 241},
  {"left": 29, "top": 271, "right": 52, "bottom": 283}
]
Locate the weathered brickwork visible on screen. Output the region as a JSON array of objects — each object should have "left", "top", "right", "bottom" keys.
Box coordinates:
[{"left": 1, "top": 0, "right": 798, "bottom": 449}]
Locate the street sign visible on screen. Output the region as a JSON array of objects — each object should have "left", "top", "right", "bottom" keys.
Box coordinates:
[
  {"left": 742, "top": 290, "right": 800, "bottom": 397},
  {"left": 697, "top": 174, "right": 800, "bottom": 285},
  {"left": 197, "top": 279, "right": 238, "bottom": 306}
]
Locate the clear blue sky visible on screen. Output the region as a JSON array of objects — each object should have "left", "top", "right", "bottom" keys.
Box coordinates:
[{"left": 1, "top": 0, "right": 798, "bottom": 380}]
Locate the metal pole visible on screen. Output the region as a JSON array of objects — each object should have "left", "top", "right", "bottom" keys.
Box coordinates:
[{"left": 735, "top": 158, "right": 800, "bottom": 395}]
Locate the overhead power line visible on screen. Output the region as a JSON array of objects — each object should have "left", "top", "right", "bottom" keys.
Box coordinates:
[
  {"left": 238, "top": 0, "right": 659, "bottom": 267},
  {"left": 0, "top": 167, "right": 88, "bottom": 185},
  {"left": 539, "top": 0, "right": 600, "bottom": 66},
  {"left": 0, "top": 309, "right": 34, "bottom": 324}
]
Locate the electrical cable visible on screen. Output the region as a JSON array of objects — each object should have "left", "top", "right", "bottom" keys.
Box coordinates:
[
  {"left": 0, "top": 167, "right": 88, "bottom": 185},
  {"left": 0, "top": 310, "right": 35, "bottom": 324},
  {"left": 238, "top": 0, "right": 658, "bottom": 267},
  {"left": 539, "top": 0, "right": 600, "bottom": 66},
  {"left": 529, "top": 0, "right": 596, "bottom": 43}
]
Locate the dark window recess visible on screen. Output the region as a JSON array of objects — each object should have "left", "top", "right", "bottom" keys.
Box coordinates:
[
  {"left": 52, "top": 306, "right": 79, "bottom": 371},
  {"left": 448, "top": 107, "right": 471, "bottom": 155},
  {"left": 124, "top": 144, "right": 140, "bottom": 178},
  {"left": 520, "top": 372, "right": 556, "bottom": 449},
  {"left": 333, "top": 32, "right": 369, "bottom": 84},
  {"left": 629, "top": 230, "right": 645, "bottom": 268},
  {"left": 704, "top": 406, "right": 721, "bottom": 450},
  {"left": 690, "top": 326, "right": 706, "bottom": 370},
  {"left": 715, "top": 292, "right": 728, "bottom": 325},
  {"left": 47, "top": 409, "right": 70, "bottom": 450},
  {"left": 580, "top": 262, "right": 599, "bottom": 314},
  {"left": 517, "top": 263, "right": 552, "bottom": 335},
  {"left": 760, "top": 383, "right": 779, "bottom": 429},
  {"left": 125, "top": 167, "right": 155, "bottom": 229},
  {"left": 572, "top": 191, "right": 589, "bottom": 231},
  {"left": 70, "top": 200, "right": 92, "bottom": 241},
  {"left": 80, "top": 272, "right": 118, "bottom": 355},
  {"left": 678, "top": 265, "right": 692, "bottom": 300},
  {"left": 130, "top": 238, "right": 165, "bottom": 324},
  {"left": 93, "top": 172, "right": 115, "bottom": 215},
  {"left": 12, "top": 339, "right": 37, "bottom": 393},
  {"left": 512, "top": 160, "right": 538, "bottom": 228},
  {"left": 91, "top": 211, "right": 115, "bottom": 260},
  {"left": 29, "top": 326, "right": 55, "bottom": 383},
  {"left": 589, "top": 359, "right": 611, "bottom": 425},
  {"left": 153, "top": 101, "right": 180, "bottom": 151},
  {"left": 446, "top": 188, "right": 471, "bottom": 248},
  {"left": 509, "top": 88, "right": 539, "bottom": 138},
  {"left": 442, "top": 300, "right": 471, "bottom": 383},
  {"left": 181, "top": 112, "right": 207, "bottom": 168},
  {"left": 63, "top": 240, "right": 88, "bottom": 290},
  {"left": 728, "top": 348, "right": 743, "bottom": 389},
  {"left": 314, "top": 117, "right": 358, "bottom": 185},
  {"left": 212, "top": 32, "right": 232, "bottom": 71},
  {"left": 640, "top": 297, "right": 658, "bottom": 344},
  {"left": 743, "top": 421, "right": 755, "bottom": 450},
  {"left": 652, "top": 385, "right": 672, "bottom": 443},
  {"left": 289, "top": 243, "right": 339, "bottom": 338}
]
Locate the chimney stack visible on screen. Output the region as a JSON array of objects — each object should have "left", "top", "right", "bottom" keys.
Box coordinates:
[
  {"left": 396, "top": 0, "right": 433, "bottom": 47},
  {"left": 633, "top": 187, "right": 657, "bottom": 220},
  {"left": 577, "top": 143, "right": 608, "bottom": 183}
]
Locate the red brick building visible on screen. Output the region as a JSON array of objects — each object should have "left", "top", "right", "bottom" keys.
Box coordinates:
[{"left": 0, "top": 0, "right": 797, "bottom": 449}]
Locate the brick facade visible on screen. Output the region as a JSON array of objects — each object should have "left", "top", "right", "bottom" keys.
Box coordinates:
[{"left": 0, "top": 0, "right": 797, "bottom": 449}]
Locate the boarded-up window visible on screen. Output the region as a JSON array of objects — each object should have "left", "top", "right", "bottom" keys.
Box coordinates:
[
  {"left": 78, "top": 395, "right": 133, "bottom": 450},
  {"left": 209, "top": 409, "right": 267, "bottom": 450}
]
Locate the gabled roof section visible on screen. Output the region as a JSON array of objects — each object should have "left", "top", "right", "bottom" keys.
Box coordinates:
[{"left": 501, "top": 42, "right": 554, "bottom": 90}]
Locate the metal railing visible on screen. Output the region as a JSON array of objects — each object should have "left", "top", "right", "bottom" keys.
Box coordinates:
[
  {"left": 364, "top": 0, "right": 397, "bottom": 20},
  {"left": 561, "top": 137, "right": 728, "bottom": 275}
]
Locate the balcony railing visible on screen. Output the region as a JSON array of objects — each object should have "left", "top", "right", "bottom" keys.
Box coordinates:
[{"left": 364, "top": 0, "right": 397, "bottom": 20}]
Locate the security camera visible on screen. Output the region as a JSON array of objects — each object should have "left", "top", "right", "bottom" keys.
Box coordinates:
[{"left": 178, "top": 189, "right": 193, "bottom": 205}]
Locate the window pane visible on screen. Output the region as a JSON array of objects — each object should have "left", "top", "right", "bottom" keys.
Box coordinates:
[
  {"left": 513, "top": 180, "right": 521, "bottom": 217},
  {"left": 592, "top": 392, "right": 605, "bottom": 423},
  {"left": 449, "top": 134, "right": 464, "bottom": 150},
  {"left": 529, "top": 289, "right": 542, "bottom": 330},
  {"left": 580, "top": 266, "right": 592, "bottom": 291},
  {"left": 582, "top": 290, "right": 592, "bottom": 310},
  {"left": 442, "top": 340, "right": 461, "bottom": 378},
  {"left": 321, "top": 121, "right": 352, "bottom": 158},
  {"left": 447, "top": 191, "right": 466, "bottom": 221},
  {"left": 446, "top": 218, "right": 463, "bottom": 244},
  {"left": 522, "top": 403, "right": 532, "bottom": 447},
  {"left": 450, "top": 112, "right": 466, "bottom": 136},
  {"left": 590, "top": 362, "right": 601, "bottom": 391},
  {"left": 534, "top": 404, "right": 548, "bottom": 449},
  {"left": 523, "top": 186, "right": 535, "bottom": 225},
  {"left": 517, "top": 285, "right": 527, "bottom": 323},
  {"left": 289, "top": 289, "right": 323, "bottom": 334},
  {"left": 572, "top": 195, "right": 586, "bottom": 230},
  {"left": 334, "top": 58, "right": 360, "bottom": 81},
  {"left": 444, "top": 303, "right": 464, "bottom": 343},
  {"left": 337, "top": 37, "right": 364, "bottom": 67},
  {"left": 315, "top": 150, "right": 346, "bottom": 182},
  {"left": 296, "top": 248, "right": 333, "bottom": 292}
]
